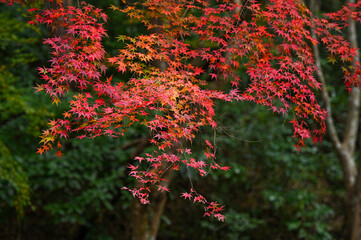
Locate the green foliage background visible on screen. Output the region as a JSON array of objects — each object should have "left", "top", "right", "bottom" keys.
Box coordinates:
[{"left": 0, "top": 0, "right": 351, "bottom": 239}]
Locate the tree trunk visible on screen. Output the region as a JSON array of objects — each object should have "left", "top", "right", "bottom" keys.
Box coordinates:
[
  {"left": 347, "top": 188, "right": 361, "bottom": 240},
  {"left": 310, "top": 0, "right": 361, "bottom": 239},
  {"left": 131, "top": 163, "right": 173, "bottom": 240}
]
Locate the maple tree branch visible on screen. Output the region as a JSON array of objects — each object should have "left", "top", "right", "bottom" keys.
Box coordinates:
[
  {"left": 179, "top": 0, "right": 195, "bottom": 42},
  {"left": 311, "top": 43, "right": 339, "bottom": 147},
  {"left": 128, "top": 137, "right": 150, "bottom": 160},
  {"left": 234, "top": 0, "right": 241, "bottom": 14},
  {"left": 235, "top": 0, "right": 249, "bottom": 26},
  {"left": 18, "top": 0, "right": 361, "bottom": 226},
  {"left": 181, "top": 0, "right": 194, "bottom": 19},
  {"left": 120, "top": 137, "right": 149, "bottom": 151}
]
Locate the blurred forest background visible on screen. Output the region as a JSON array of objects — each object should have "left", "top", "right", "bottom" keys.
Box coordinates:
[{"left": 0, "top": 0, "right": 358, "bottom": 239}]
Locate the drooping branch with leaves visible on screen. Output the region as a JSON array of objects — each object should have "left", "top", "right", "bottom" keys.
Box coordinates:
[{"left": 2, "top": 0, "right": 361, "bottom": 223}]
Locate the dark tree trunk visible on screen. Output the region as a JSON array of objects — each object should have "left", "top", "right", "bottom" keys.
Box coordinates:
[{"left": 131, "top": 163, "right": 173, "bottom": 240}]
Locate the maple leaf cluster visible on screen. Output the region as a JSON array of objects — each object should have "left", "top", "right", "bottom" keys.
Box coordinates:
[
  {"left": 0, "top": 0, "right": 19, "bottom": 5},
  {"left": 33, "top": 2, "right": 108, "bottom": 154},
  {"left": 3, "top": 0, "right": 361, "bottom": 221},
  {"left": 181, "top": 188, "right": 226, "bottom": 221},
  {"left": 320, "top": 1, "right": 361, "bottom": 89},
  {"left": 0, "top": 0, "right": 63, "bottom": 6}
]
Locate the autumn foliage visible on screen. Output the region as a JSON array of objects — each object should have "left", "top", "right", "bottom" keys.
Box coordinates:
[{"left": 2, "top": 0, "right": 361, "bottom": 221}]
